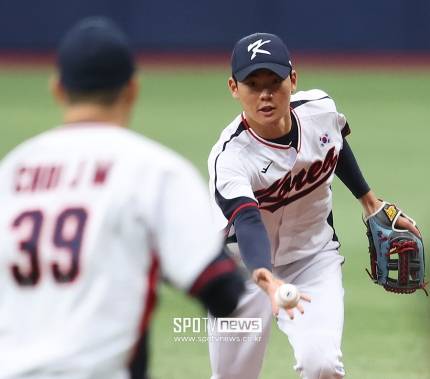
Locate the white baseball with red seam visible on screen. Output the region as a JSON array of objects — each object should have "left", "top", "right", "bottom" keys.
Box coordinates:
[{"left": 275, "top": 283, "right": 300, "bottom": 308}]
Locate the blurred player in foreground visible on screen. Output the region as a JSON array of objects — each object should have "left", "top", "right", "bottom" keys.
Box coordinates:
[
  {"left": 207, "top": 32, "right": 421, "bottom": 379},
  {"left": 0, "top": 17, "right": 249, "bottom": 379}
]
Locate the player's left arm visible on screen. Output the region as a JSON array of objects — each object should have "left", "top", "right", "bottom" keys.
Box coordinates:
[
  {"left": 333, "top": 112, "right": 371, "bottom": 203},
  {"left": 336, "top": 137, "right": 419, "bottom": 236},
  {"left": 334, "top": 117, "right": 419, "bottom": 236},
  {"left": 334, "top": 112, "right": 425, "bottom": 294}
]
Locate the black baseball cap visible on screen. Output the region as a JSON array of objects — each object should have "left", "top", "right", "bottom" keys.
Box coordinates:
[
  {"left": 231, "top": 32, "right": 292, "bottom": 82},
  {"left": 58, "top": 16, "right": 135, "bottom": 92}
]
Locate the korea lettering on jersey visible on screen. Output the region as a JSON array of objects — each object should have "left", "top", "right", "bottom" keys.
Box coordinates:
[{"left": 209, "top": 89, "right": 350, "bottom": 266}]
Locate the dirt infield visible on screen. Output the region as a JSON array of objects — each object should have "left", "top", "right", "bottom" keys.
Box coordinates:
[{"left": 1, "top": 51, "right": 430, "bottom": 70}]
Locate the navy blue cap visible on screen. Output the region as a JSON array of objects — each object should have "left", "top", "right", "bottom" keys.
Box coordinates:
[
  {"left": 231, "top": 33, "right": 292, "bottom": 82},
  {"left": 58, "top": 17, "right": 135, "bottom": 92}
]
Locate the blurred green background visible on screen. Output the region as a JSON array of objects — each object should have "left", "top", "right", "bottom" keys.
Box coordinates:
[{"left": 1, "top": 66, "right": 429, "bottom": 379}]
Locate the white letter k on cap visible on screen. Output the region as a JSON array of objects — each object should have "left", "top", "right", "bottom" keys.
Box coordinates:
[{"left": 247, "top": 39, "right": 271, "bottom": 60}]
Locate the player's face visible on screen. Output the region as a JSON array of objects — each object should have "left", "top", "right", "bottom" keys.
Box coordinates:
[{"left": 228, "top": 69, "right": 297, "bottom": 132}]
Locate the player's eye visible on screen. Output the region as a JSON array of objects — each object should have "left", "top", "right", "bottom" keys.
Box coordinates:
[{"left": 271, "top": 77, "right": 283, "bottom": 87}]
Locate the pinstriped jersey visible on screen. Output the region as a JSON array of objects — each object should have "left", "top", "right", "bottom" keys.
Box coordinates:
[
  {"left": 0, "top": 123, "right": 222, "bottom": 379},
  {"left": 208, "top": 89, "right": 350, "bottom": 266}
]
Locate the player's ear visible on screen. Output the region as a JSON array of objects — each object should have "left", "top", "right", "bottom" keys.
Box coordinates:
[
  {"left": 290, "top": 70, "right": 298, "bottom": 93},
  {"left": 228, "top": 77, "right": 239, "bottom": 99},
  {"left": 49, "top": 73, "right": 67, "bottom": 105}
]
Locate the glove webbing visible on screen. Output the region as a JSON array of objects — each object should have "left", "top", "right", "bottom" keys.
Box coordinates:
[{"left": 386, "top": 240, "right": 428, "bottom": 296}]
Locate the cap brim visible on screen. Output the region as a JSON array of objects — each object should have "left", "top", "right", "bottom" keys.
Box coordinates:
[{"left": 235, "top": 63, "right": 292, "bottom": 82}]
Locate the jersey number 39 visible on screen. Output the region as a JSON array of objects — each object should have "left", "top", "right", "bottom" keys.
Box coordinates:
[{"left": 10, "top": 207, "right": 88, "bottom": 286}]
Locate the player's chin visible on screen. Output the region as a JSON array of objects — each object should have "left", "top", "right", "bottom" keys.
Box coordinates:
[
  {"left": 258, "top": 109, "right": 276, "bottom": 119},
  {"left": 258, "top": 113, "right": 280, "bottom": 126}
]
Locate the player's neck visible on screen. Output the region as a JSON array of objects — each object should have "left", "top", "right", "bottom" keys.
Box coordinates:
[
  {"left": 245, "top": 111, "right": 292, "bottom": 140},
  {"left": 63, "top": 103, "right": 129, "bottom": 127}
]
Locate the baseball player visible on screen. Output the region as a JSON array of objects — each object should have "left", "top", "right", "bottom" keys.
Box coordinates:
[
  {"left": 208, "top": 33, "right": 419, "bottom": 379},
  {"left": 0, "top": 17, "right": 250, "bottom": 379}
]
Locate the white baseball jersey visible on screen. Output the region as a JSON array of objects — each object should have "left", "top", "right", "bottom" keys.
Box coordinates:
[
  {"left": 0, "top": 123, "right": 221, "bottom": 379},
  {"left": 209, "top": 89, "right": 349, "bottom": 266}
]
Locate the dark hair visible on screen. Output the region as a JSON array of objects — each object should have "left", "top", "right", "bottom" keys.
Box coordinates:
[{"left": 65, "top": 86, "right": 125, "bottom": 106}]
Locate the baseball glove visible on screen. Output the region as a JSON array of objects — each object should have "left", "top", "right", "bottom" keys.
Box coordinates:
[{"left": 364, "top": 201, "right": 427, "bottom": 295}]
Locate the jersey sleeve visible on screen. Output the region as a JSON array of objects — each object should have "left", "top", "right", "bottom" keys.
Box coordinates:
[
  {"left": 209, "top": 151, "right": 258, "bottom": 226},
  {"left": 296, "top": 89, "right": 351, "bottom": 138},
  {"left": 315, "top": 88, "right": 350, "bottom": 138},
  {"left": 337, "top": 112, "right": 351, "bottom": 138},
  {"left": 147, "top": 161, "right": 223, "bottom": 290}
]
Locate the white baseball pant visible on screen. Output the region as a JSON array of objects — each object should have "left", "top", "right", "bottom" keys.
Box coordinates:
[{"left": 208, "top": 250, "right": 345, "bottom": 379}]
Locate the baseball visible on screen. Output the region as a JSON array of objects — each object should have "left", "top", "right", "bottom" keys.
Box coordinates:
[{"left": 275, "top": 283, "right": 300, "bottom": 308}]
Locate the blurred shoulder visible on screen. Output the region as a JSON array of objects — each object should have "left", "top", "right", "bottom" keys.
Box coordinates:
[
  {"left": 110, "top": 127, "right": 199, "bottom": 175},
  {"left": 0, "top": 124, "right": 196, "bottom": 178}
]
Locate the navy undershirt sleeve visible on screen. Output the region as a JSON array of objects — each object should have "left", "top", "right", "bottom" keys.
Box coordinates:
[
  {"left": 335, "top": 138, "right": 370, "bottom": 199},
  {"left": 233, "top": 206, "right": 272, "bottom": 272}
]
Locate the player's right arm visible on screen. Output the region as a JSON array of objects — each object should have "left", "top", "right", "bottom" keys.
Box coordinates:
[
  {"left": 210, "top": 150, "right": 271, "bottom": 270},
  {"left": 210, "top": 150, "right": 308, "bottom": 315}
]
